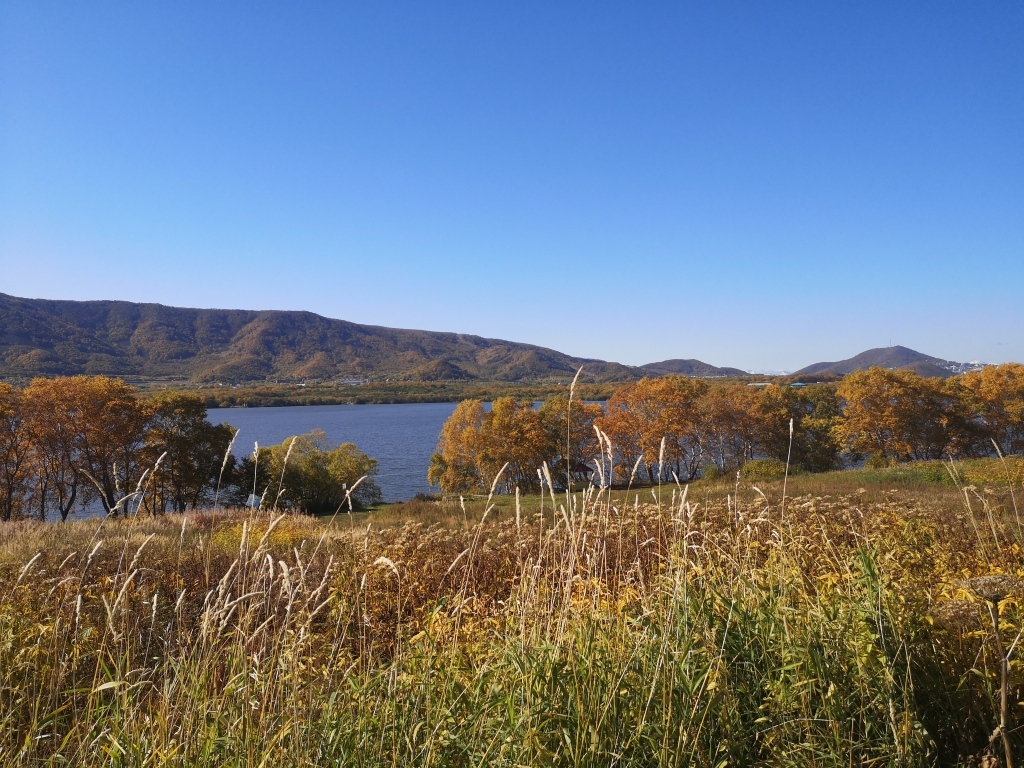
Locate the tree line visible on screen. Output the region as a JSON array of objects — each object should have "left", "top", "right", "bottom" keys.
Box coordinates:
[
  {"left": 428, "top": 364, "right": 1024, "bottom": 494},
  {"left": 0, "top": 376, "right": 380, "bottom": 521}
]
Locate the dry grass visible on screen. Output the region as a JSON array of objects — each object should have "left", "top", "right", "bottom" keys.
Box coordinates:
[{"left": 0, "top": 460, "right": 1022, "bottom": 766}]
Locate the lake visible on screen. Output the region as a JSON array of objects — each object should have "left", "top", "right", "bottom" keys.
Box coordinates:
[{"left": 207, "top": 402, "right": 459, "bottom": 503}]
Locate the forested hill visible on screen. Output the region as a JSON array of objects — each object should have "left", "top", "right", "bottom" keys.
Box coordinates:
[
  {"left": 793, "top": 346, "right": 979, "bottom": 378},
  {"left": 641, "top": 359, "right": 748, "bottom": 377},
  {"left": 0, "top": 293, "right": 649, "bottom": 383}
]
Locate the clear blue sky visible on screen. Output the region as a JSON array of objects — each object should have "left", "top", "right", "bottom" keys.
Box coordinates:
[{"left": 2, "top": 2, "right": 1021, "bottom": 372}]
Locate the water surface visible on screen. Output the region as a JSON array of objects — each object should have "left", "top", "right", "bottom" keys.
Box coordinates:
[{"left": 208, "top": 402, "right": 458, "bottom": 503}]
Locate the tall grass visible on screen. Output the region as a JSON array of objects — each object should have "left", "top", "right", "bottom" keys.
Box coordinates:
[{"left": 0, "top": 462, "right": 1021, "bottom": 765}]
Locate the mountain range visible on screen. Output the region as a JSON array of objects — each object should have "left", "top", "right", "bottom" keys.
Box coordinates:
[{"left": 0, "top": 294, "right": 988, "bottom": 383}]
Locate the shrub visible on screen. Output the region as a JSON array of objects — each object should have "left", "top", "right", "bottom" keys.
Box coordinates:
[
  {"left": 741, "top": 457, "right": 789, "bottom": 481},
  {"left": 252, "top": 430, "right": 382, "bottom": 512},
  {"left": 867, "top": 451, "right": 894, "bottom": 469},
  {"left": 702, "top": 462, "right": 722, "bottom": 480}
]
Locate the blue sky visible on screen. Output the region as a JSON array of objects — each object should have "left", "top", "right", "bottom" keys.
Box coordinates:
[{"left": 1, "top": 2, "right": 1021, "bottom": 372}]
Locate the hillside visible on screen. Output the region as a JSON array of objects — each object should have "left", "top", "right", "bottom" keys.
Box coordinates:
[
  {"left": 0, "top": 293, "right": 641, "bottom": 383},
  {"left": 0, "top": 293, "right": 646, "bottom": 383},
  {"left": 793, "top": 346, "right": 973, "bottom": 378},
  {"left": 641, "top": 359, "right": 748, "bottom": 377},
  {"left": 3, "top": 295, "right": 990, "bottom": 386}
]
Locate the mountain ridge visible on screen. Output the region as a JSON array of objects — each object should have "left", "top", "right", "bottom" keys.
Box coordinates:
[
  {"left": 0, "top": 294, "right": 988, "bottom": 384},
  {"left": 0, "top": 293, "right": 742, "bottom": 383}
]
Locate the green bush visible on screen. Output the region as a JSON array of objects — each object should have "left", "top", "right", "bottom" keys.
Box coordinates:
[
  {"left": 741, "top": 458, "right": 789, "bottom": 481},
  {"left": 867, "top": 452, "right": 894, "bottom": 469},
  {"left": 702, "top": 462, "right": 722, "bottom": 481},
  {"left": 247, "top": 429, "right": 383, "bottom": 512}
]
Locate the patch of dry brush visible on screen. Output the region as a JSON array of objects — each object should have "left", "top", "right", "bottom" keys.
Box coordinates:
[{"left": 1, "top": 474, "right": 1022, "bottom": 766}]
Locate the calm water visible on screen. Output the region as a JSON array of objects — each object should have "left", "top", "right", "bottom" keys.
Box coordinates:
[{"left": 208, "top": 402, "right": 459, "bottom": 503}]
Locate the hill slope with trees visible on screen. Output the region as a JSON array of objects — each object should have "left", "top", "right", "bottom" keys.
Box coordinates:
[{"left": 0, "top": 293, "right": 643, "bottom": 383}]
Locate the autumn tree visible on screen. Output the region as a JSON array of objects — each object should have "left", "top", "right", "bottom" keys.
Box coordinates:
[
  {"left": 538, "top": 395, "right": 603, "bottom": 487},
  {"left": 428, "top": 399, "right": 486, "bottom": 493},
  {"left": 429, "top": 398, "right": 551, "bottom": 494},
  {"left": 598, "top": 379, "right": 843, "bottom": 482},
  {"left": 142, "top": 391, "right": 236, "bottom": 513},
  {"left": 960, "top": 363, "right": 1024, "bottom": 455},
  {"left": 703, "top": 384, "right": 761, "bottom": 473},
  {"left": 594, "top": 385, "right": 644, "bottom": 484},
  {"left": 646, "top": 376, "right": 710, "bottom": 482},
  {"left": 22, "top": 378, "right": 84, "bottom": 520},
  {"left": 73, "top": 377, "right": 150, "bottom": 513},
  {"left": 479, "top": 398, "right": 551, "bottom": 493},
  {"left": 596, "top": 377, "right": 710, "bottom": 483},
  {"left": 0, "top": 384, "right": 31, "bottom": 521},
  {"left": 835, "top": 368, "right": 972, "bottom": 463},
  {"left": 755, "top": 384, "right": 843, "bottom": 472},
  {"left": 22, "top": 376, "right": 149, "bottom": 519},
  {"left": 939, "top": 376, "right": 986, "bottom": 459}
]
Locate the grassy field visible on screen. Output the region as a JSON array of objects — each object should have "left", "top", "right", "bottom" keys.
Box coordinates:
[{"left": 1, "top": 459, "right": 1023, "bottom": 766}]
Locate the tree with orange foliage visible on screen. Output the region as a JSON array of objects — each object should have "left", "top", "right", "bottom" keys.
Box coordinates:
[
  {"left": 22, "top": 376, "right": 149, "bottom": 518},
  {"left": 538, "top": 395, "right": 603, "bottom": 487},
  {"left": 595, "top": 384, "right": 644, "bottom": 484},
  {"left": 596, "top": 376, "right": 710, "bottom": 483},
  {"left": 642, "top": 376, "right": 710, "bottom": 482},
  {"left": 703, "top": 383, "right": 761, "bottom": 473},
  {"left": 428, "top": 399, "right": 486, "bottom": 493},
  {"left": 22, "top": 379, "right": 82, "bottom": 520},
  {"left": 960, "top": 363, "right": 1024, "bottom": 455},
  {"left": 429, "top": 397, "right": 551, "bottom": 494},
  {"left": 835, "top": 367, "right": 974, "bottom": 463}
]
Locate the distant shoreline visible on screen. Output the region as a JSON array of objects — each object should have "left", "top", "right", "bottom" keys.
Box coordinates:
[{"left": 182, "top": 380, "right": 631, "bottom": 408}]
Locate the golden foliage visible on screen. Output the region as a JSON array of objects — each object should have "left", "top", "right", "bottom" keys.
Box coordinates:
[{"left": 835, "top": 367, "right": 977, "bottom": 462}]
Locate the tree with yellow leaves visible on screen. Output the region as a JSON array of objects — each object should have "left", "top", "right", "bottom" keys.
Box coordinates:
[
  {"left": 834, "top": 367, "right": 974, "bottom": 463},
  {"left": 429, "top": 397, "right": 551, "bottom": 494},
  {"left": 479, "top": 398, "right": 550, "bottom": 493},
  {"left": 754, "top": 383, "right": 843, "bottom": 472},
  {"left": 428, "top": 399, "right": 486, "bottom": 494},
  {"left": 538, "top": 395, "right": 603, "bottom": 488},
  {"left": 22, "top": 376, "right": 149, "bottom": 518},
  {"left": 960, "top": 363, "right": 1024, "bottom": 455}
]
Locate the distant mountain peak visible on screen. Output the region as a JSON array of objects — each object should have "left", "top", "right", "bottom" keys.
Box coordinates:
[
  {"left": 794, "top": 346, "right": 983, "bottom": 378},
  {"left": 639, "top": 359, "right": 747, "bottom": 378}
]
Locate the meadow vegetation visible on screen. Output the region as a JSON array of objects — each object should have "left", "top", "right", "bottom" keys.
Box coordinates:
[
  {"left": 1, "top": 456, "right": 1023, "bottom": 765},
  {"left": 1, "top": 365, "right": 1024, "bottom": 765}
]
